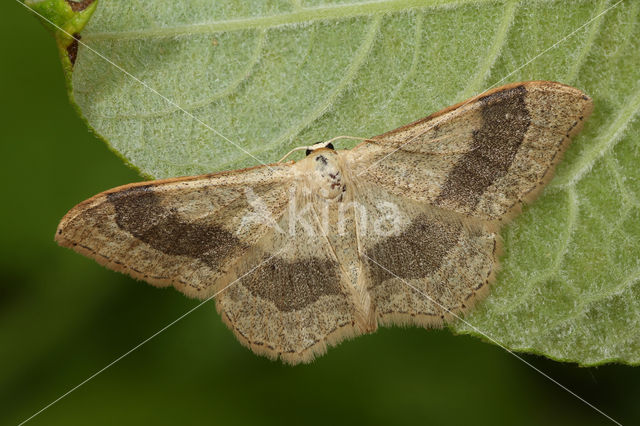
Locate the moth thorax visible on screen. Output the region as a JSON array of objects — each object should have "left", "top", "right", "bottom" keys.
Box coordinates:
[{"left": 309, "top": 150, "right": 346, "bottom": 200}]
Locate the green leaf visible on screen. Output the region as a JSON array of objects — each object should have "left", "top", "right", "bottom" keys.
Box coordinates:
[{"left": 34, "top": 0, "right": 640, "bottom": 365}]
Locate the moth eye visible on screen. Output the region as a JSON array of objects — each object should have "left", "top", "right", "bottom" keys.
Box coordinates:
[
  {"left": 326, "top": 143, "right": 334, "bottom": 150},
  {"left": 305, "top": 149, "right": 312, "bottom": 156}
]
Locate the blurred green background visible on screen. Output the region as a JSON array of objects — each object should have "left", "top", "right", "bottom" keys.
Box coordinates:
[{"left": 2, "top": 2, "right": 639, "bottom": 425}]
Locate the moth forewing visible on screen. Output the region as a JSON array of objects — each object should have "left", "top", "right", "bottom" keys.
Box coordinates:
[
  {"left": 55, "top": 163, "right": 296, "bottom": 298},
  {"left": 347, "top": 81, "right": 593, "bottom": 222},
  {"left": 57, "top": 81, "right": 592, "bottom": 364}
]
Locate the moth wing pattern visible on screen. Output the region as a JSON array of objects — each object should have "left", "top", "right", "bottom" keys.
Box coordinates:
[
  {"left": 56, "top": 163, "right": 296, "bottom": 299},
  {"left": 215, "top": 181, "right": 365, "bottom": 364},
  {"left": 343, "top": 81, "right": 592, "bottom": 329},
  {"left": 348, "top": 181, "right": 499, "bottom": 327},
  {"left": 57, "top": 162, "right": 364, "bottom": 364},
  {"left": 347, "top": 81, "right": 593, "bottom": 222},
  {"left": 56, "top": 80, "right": 594, "bottom": 364}
]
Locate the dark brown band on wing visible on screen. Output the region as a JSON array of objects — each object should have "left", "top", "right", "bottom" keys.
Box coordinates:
[
  {"left": 365, "top": 214, "right": 462, "bottom": 285},
  {"left": 240, "top": 256, "right": 343, "bottom": 312},
  {"left": 107, "top": 186, "right": 247, "bottom": 269},
  {"left": 435, "top": 85, "right": 531, "bottom": 211}
]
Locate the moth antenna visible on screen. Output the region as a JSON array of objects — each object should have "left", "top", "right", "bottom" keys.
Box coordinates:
[
  {"left": 277, "top": 136, "right": 376, "bottom": 162},
  {"left": 322, "top": 135, "right": 376, "bottom": 146},
  {"left": 278, "top": 146, "right": 309, "bottom": 162},
  {"left": 277, "top": 134, "right": 454, "bottom": 163}
]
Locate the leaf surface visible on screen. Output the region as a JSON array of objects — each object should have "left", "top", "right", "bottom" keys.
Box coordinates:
[{"left": 40, "top": 0, "right": 640, "bottom": 365}]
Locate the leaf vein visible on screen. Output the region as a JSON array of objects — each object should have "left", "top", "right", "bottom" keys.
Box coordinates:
[
  {"left": 564, "top": 0, "right": 608, "bottom": 84},
  {"left": 263, "top": 15, "right": 383, "bottom": 152},
  {"left": 98, "top": 30, "right": 268, "bottom": 120},
  {"left": 378, "top": 10, "right": 424, "bottom": 110},
  {"left": 525, "top": 267, "right": 640, "bottom": 350},
  {"left": 83, "top": 0, "right": 497, "bottom": 41},
  {"left": 553, "top": 82, "right": 640, "bottom": 189},
  {"left": 605, "top": 155, "right": 640, "bottom": 208},
  {"left": 492, "top": 187, "right": 579, "bottom": 315},
  {"left": 456, "top": 0, "right": 519, "bottom": 99}
]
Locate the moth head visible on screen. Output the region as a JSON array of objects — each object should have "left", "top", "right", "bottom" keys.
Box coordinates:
[
  {"left": 305, "top": 147, "right": 345, "bottom": 200},
  {"left": 305, "top": 142, "right": 334, "bottom": 156}
]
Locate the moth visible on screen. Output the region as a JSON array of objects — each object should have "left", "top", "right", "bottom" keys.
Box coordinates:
[{"left": 56, "top": 81, "right": 592, "bottom": 364}]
